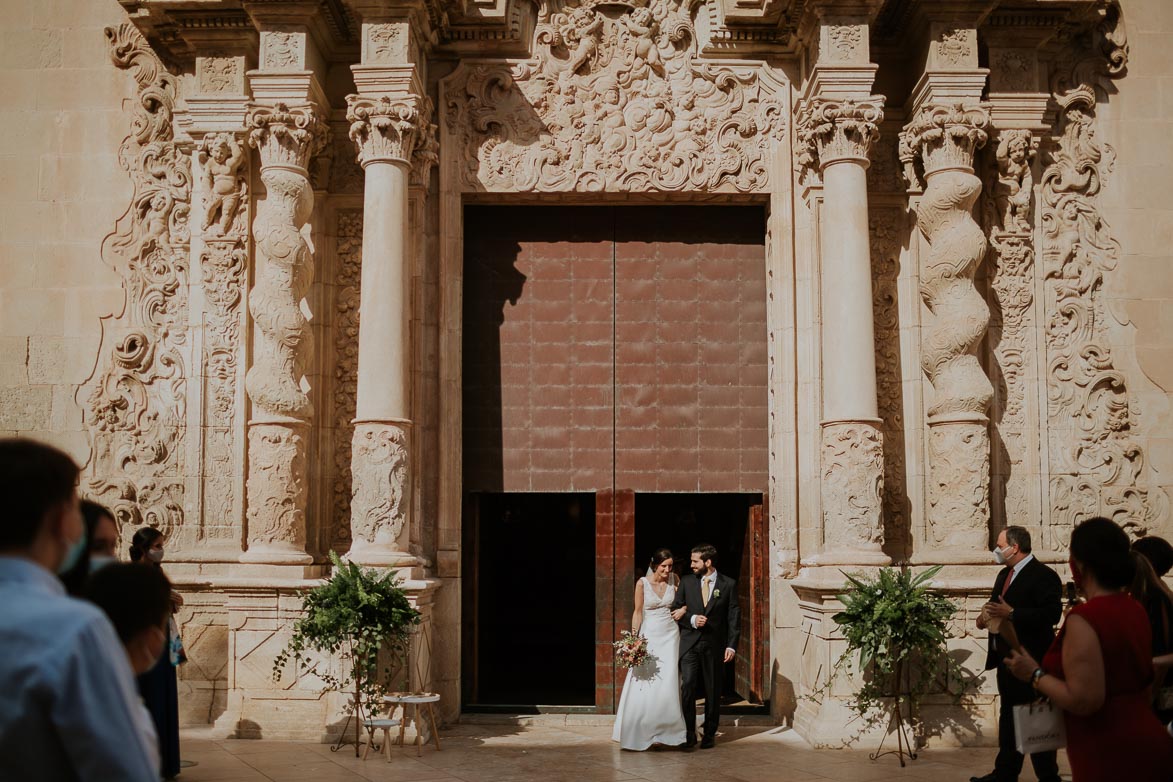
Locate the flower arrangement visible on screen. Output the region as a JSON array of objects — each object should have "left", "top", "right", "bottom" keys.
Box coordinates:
[{"left": 613, "top": 630, "right": 649, "bottom": 668}]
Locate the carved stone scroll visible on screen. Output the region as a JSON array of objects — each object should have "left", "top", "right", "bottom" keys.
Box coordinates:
[
  {"left": 83, "top": 23, "right": 192, "bottom": 544},
  {"left": 443, "top": 0, "right": 785, "bottom": 194},
  {"left": 1041, "top": 21, "right": 1166, "bottom": 544},
  {"left": 900, "top": 103, "right": 993, "bottom": 552}
]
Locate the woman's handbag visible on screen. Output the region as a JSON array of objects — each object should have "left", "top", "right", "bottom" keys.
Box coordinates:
[{"left": 1013, "top": 700, "right": 1066, "bottom": 754}]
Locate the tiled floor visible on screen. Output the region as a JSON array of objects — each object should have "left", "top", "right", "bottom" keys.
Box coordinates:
[{"left": 175, "top": 724, "right": 1071, "bottom": 782}]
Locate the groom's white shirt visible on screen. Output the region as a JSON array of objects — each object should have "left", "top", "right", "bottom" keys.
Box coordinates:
[{"left": 689, "top": 570, "right": 735, "bottom": 656}]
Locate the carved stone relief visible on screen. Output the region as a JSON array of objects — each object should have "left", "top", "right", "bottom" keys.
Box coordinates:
[
  {"left": 870, "top": 208, "right": 908, "bottom": 556},
  {"left": 1040, "top": 26, "right": 1166, "bottom": 544},
  {"left": 900, "top": 103, "right": 993, "bottom": 551},
  {"left": 245, "top": 424, "right": 309, "bottom": 550},
  {"left": 347, "top": 94, "right": 427, "bottom": 165},
  {"left": 83, "top": 23, "right": 191, "bottom": 543},
  {"left": 820, "top": 422, "right": 884, "bottom": 555},
  {"left": 826, "top": 25, "right": 864, "bottom": 63},
  {"left": 198, "top": 56, "right": 242, "bottom": 95},
  {"left": 262, "top": 31, "right": 301, "bottom": 70},
  {"left": 349, "top": 423, "right": 411, "bottom": 555},
  {"left": 795, "top": 97, "right": 883, "bottom": 172},
  {"left": 331, "top": 210, "right": 363, "bottom": 552},
  {"left": 443, "top": 0, "right": 786, "bottom": 193}
]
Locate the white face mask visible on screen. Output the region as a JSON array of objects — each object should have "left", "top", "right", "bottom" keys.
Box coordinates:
[
  {"left": 993, "top": 545, "right": 1014, "bottom": 565},
  {"left": 146, "top": 548, "right": 165, "bottom": 564},
  {"left": 89, "top": 554, "right": 117, "bottom": 573}
]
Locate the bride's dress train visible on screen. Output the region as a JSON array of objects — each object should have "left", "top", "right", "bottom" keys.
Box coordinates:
[{"left": 612, "top": 577, "right": 687, "bottom": 750}]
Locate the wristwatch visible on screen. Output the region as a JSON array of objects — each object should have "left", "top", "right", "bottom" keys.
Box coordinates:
[{"left": 1030, "top": 667, "right": 1046, "bottom": 690}]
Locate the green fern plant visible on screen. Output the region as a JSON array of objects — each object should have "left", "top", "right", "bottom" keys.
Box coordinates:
[
  {"left": 813, "top": 565, "right": 973, "bottom": 730},
  {"left": 273, "top": 551, "right": 421, "bottom": 727}
]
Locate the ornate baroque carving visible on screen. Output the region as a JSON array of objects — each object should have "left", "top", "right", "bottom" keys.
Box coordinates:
[
  {"left": 826, "top": 25, "right": 863, "bottom": 62},
  {"left": 198, "top": 133, "right": 246, "bottom": 237},
  {"left": 346, "top": 94, "right": 426, "bottom": 166},
  {"left": 900, "top": 103, "right": 992, "bottom": 549},
  {"left": 263, "top": 31, "right": 300, "bottom": 69},
  {"left": 795, "top": 97, "right": 883, "bottom": 172},
  {"left": 993, "top": 129, "right": 1036, "bottom": 234},
  {"left": 83, "top": 23, "right": 191, "bottom": 541},
  {"left": 350, "top": 423, "right": 411, "bottom": 552},
  {"left": 869, "top": 209, "right": 908, "bottom": 555},
  {"left": 332, "top": 211, "right": 363, "bottom": 551},
  {"left": 820, "top": 422, "right": 884, "bottom": 555},
  {"left": 244, "top": 103, "right": 325, "bottom": 420},
  {"left": 199, "top": 57, "right": 241, "bottom": 94},
  {"left": 1041, "top": 11, "right": 1165, "bottom": 543},
  {"left": 443, "top": 0, "right": 785, "bottom": 193},
  {"left": 245, "top": 424, "right": 309, "bottom": 548}
]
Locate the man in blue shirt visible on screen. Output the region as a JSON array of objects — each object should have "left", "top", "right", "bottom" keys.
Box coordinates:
[{"left": 0, "top": 438, "right": 159, "bottom": 781}]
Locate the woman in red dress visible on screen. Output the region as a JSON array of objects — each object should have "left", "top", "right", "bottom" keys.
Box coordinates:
[{"left": 1007, "top": 517, "right": 1173, "bottom": 781}]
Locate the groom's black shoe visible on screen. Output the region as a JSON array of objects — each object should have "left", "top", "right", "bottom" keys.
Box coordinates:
[
  {"left": 968, "top": 773, "right": 999, "bottom": 782},
  {"left": 699, "top": 737, "right": 716, "bottom": 749},
  {"left": 683, "top": 737, "right": 697, "bottom": 750}
]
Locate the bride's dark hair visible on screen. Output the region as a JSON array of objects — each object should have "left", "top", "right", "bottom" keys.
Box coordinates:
[{"left": 649, "top": 548, "right": 674, "bottom": 567}]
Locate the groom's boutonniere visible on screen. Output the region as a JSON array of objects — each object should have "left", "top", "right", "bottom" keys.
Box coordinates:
[{"left": 713, "top": 588, "right": 721, "bottom": 599}]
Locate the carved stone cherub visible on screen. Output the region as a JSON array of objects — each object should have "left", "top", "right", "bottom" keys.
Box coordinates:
[
  {"left": 623, "top": 7, "right": 663, "bottom": 76},
  {"left": 562, "top": 7, "right": 604, "bottom": 77},
  {"left": 200, "top": 134, "right": 245, "bottom": 236},
  {"left": 995, "top": 130, "right": 1034, "bottom": 233}
]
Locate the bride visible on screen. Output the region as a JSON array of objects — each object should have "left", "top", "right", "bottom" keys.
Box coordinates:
[{"left": 612, "top": 548, "right": 689, "bottom": 750}]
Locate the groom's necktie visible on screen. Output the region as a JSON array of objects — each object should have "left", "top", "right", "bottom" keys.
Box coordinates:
[{"left": 702, "top": 578, "right": 711, "bottom": 607}]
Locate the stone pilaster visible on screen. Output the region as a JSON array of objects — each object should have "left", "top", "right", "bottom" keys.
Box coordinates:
[{"left": 796, "top": 39, "right": 889, "bottom": 564}]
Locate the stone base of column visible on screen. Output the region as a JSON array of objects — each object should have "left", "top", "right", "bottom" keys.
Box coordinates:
[
  {"left": 346, "top": 420, "right": 417, "bottom": 568},
  {"left": 923, "top": 414, "right": 990, "bottom": 562},
  {"left": 242, "top": 421, "right": 313, "bottom": 565},
  {"left": 813, "top": 419, "right": 890, "bottom": 566}
]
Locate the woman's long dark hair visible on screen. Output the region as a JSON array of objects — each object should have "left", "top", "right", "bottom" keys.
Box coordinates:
[
  {"left": 129, "top": 526, "right": 164, "bottom": 564},
  {"left": 1070, "top": 517, "right": 1134, "bottom": 590},
  {"left": 59, "top": 500, "right": 115, "bottom": 596}
]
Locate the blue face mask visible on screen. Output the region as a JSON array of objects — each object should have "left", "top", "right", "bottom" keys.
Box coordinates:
[{"left": 57, "top": 532, "right": 87, "bottom": 575}]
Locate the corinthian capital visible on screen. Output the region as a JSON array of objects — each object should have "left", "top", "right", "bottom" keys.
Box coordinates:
[
  {"left": 346, "top": 93, "right": 426, "bottom": 167},
  {"left": 899, "top": 102, "right": 990, "bottom": 187},
  {"left": 246, "top": 102, "right": 327, "bottom": 172},
  {"left": 796, "top": 96, "right": 884, "bottom": 172}
]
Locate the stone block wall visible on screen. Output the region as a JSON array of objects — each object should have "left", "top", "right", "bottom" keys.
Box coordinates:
[{"left": 0, "top": 0, "right": 130, "bottom": 464}]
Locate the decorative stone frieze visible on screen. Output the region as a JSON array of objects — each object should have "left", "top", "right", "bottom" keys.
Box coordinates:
[
  {"left": 83, "top": 23, "right": 191, "bottom": 542},
  {"left": 443, "top": 0, "right": 786, "bottom": 194},
  {"left": 820, "top": 421, "right": 885, "bottom": 558},
  {"left": 900, "top": 102, "right": 992, "bottom": 552},
  {"left": 346, "top": 94, "right": 425, "bottom": 166},
  {"left": 795, "top": 97, "right": 883, "bottom": 171}
]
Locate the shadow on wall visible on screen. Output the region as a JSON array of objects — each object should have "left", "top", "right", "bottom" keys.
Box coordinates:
[{"left": 771, "top": 660, "right": 797, "bottom": 729}]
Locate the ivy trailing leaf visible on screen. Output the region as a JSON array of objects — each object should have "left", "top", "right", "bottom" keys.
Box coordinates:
[{"left": 273, "top": 551, "right": 421, "bottom": 720}]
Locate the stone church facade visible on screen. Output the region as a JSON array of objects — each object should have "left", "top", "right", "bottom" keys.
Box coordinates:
[{"left": 2, "top": 0, "right": 1172, "bottom": 745}]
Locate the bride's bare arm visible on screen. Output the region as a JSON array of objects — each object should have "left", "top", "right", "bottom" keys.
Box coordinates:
[{"left": 632, "top": 579, "right": 644, "bottom": 635}]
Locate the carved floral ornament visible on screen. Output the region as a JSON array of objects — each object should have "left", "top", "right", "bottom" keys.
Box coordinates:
[
  {"left": 246, "top": 102, "right": 327, "bottom": 172},
  {"left": 444, "top": 0, "right": 786, "bottom": 193},
  {"left": 346, "top": 93, "right": 431, "bottom": 167},
  {"left": 795, "top": 97, "right": 884, "bottom": 172},
  {"left": 898, "top": 102, "right": 990, "bottom": 191}
]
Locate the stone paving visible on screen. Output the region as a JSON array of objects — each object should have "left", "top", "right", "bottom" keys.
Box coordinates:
[{"left": 175, "top": 724, "right": 1071, "bottom": 782}]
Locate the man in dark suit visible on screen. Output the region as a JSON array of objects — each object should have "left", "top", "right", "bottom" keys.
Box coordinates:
[
  {"left": 672, "top": 543, "right": 740, "bottom": 749},
  {"left": 971, "top": 526, "right": 1062, "bottom": 782}
]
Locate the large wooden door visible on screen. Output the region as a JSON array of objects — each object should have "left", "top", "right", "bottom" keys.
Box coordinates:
[
  {"left": 462, "top": 205, "right": 769, "bottom": 711},
  {"left": 735, "top": 497, "right": 768, "bottom": 703}
]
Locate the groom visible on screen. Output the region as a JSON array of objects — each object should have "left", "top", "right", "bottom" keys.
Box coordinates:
[{"left": 672, "top": 543, "right": 740, "bottom": 749}]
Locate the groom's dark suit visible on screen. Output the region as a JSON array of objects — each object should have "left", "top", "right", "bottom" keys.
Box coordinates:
[{"left": 672, "top": 571, "right": 740, "bottom": 745}]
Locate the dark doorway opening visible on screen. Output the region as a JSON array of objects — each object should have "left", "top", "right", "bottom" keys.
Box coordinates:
[
  {"left": 462, "top": 492, "right": 596, "bottom": 709},
  {"left": 632, "top": 492, "right": 768, "bottom": 710}
]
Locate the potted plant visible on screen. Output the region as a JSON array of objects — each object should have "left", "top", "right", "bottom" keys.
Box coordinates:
[
  {"left": 812, "top": 565, "right": 973, "bottom": 764},
  {"left": 273, "top": 551, "right": 421, "bottom": 754}
]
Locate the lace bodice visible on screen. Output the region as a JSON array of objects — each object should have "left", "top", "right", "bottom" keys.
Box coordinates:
[{"left": 641, "top": 577, "right": 677, "bottom": 613}]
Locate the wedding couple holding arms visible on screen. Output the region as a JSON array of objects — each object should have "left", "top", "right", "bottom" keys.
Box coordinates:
[{"left": 612, "top": 544, "right": 741, "bottom": 751}]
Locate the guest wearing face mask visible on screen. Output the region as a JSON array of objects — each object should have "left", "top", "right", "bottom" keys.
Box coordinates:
[
  {"left": 85, "top": 562, "right": 176, "bottom": 775},
  {"left": 972, "top": 526, "right": 1063, "bottom": 782},
  {"left": 129, "top": 527, "right": 183, "bottom": 780},
  {"left": 1006, "top": 517, "right": 1173, "bottom": 781},
  {"left": 59, "top": 500, "right": 121, "bottom": 596}
]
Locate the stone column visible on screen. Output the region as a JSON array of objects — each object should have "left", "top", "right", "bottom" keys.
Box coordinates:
[
  {"left": 798, "top": 96, "right": 890, "bottom": 565},
  {"left": 343, "top": 15, "right": 430, "bottom": 567},
  {"left": 900, "top": 25, "right": 992, "bottom": 557}
]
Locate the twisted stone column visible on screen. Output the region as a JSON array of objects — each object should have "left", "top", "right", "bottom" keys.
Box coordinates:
[
  {"left": 900, "top": 103, "right": 993, "bottom": 552},
  {"left": 242, "top": 102, "right": 325, "bottom": 564},
  {"left": 797, "top": 96, "right": 890, "bottom": 564},
  {"left": 344, "top": 93, "right": 431, "bottom": 566}
]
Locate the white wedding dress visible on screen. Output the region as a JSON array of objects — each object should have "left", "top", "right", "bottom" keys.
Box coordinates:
[{"left": 612, "top": 577, "right": 688, "bottom": 750}]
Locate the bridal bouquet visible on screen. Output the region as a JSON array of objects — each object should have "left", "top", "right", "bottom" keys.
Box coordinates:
[{"left": 613, "top": 630, "right": 649, "bottom": 669}]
